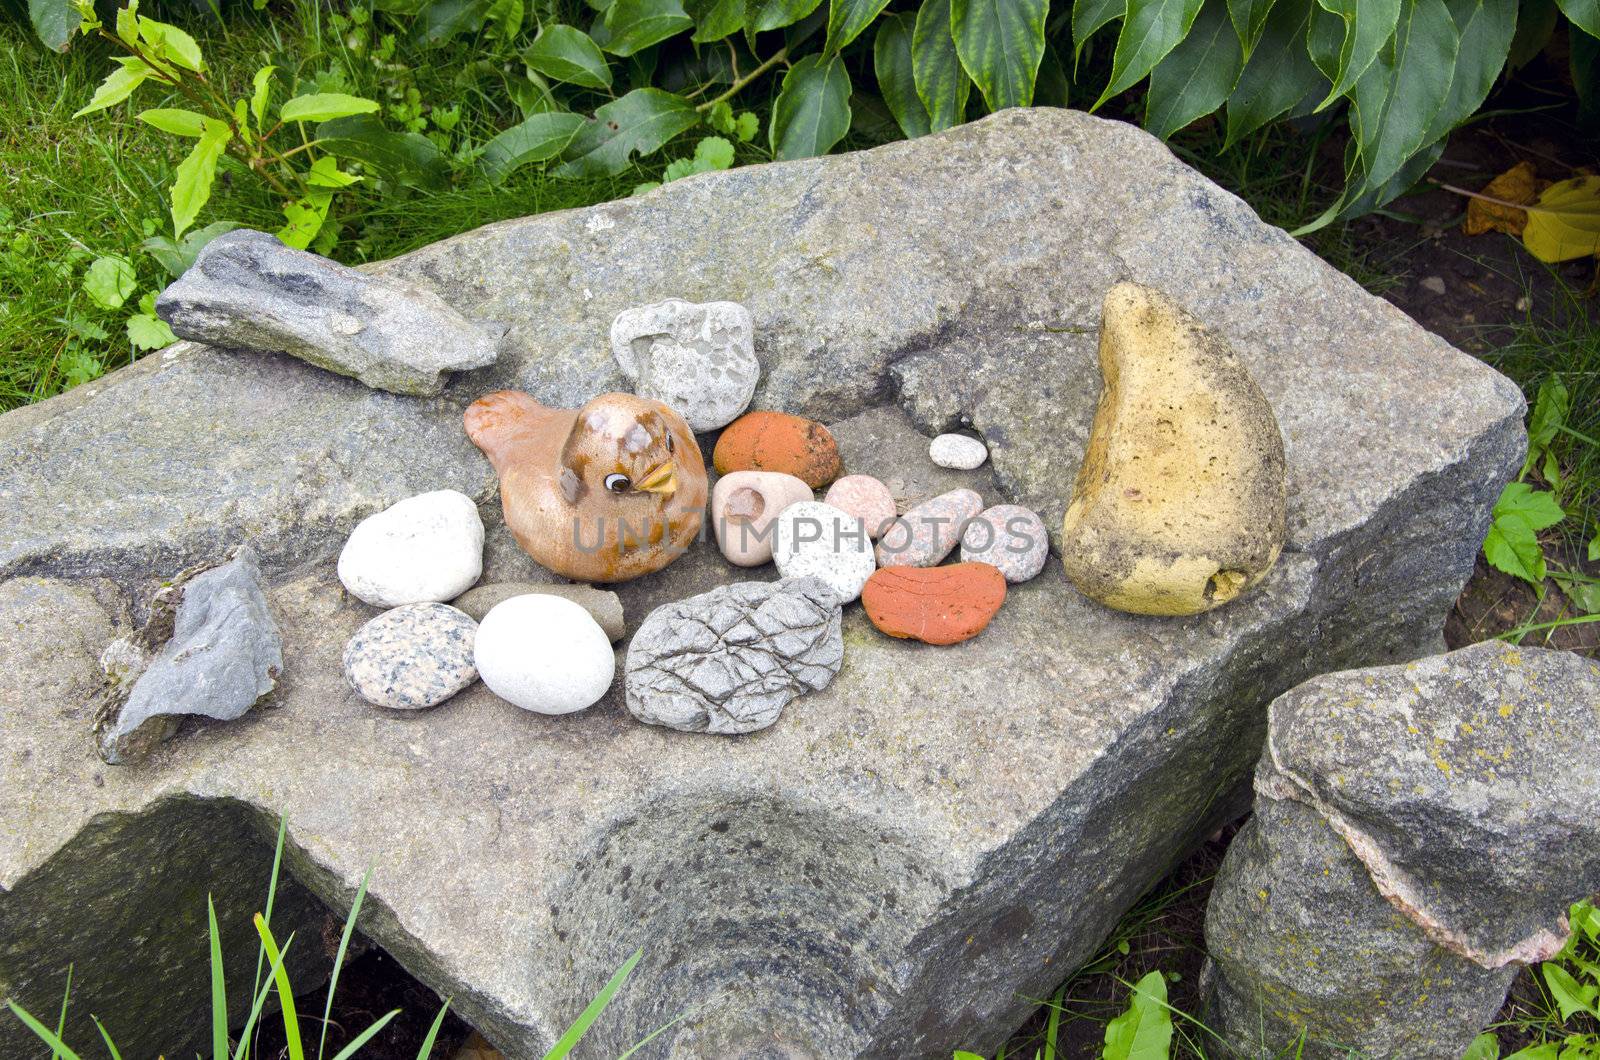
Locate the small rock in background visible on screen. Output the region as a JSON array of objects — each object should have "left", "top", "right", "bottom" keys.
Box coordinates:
[
  {"left": 713, "top": 411, "right": 844, "bottom": 488},
  {"left": 473, "top": 595, "right": 614, "bottom": 715},
  {"left": 343, "top": 604, "right": 478, "bottom": 710},
  {"left": 626, "top": 578, "right": 843, "bottom": 734},
  {"left": 929, "top": 433, "right": 987, "bottom": 469},
  {"left": 1203, "top": 641, "right": 1600, "bottom": 1060},
  {"left": 711, "top": 470, "right": 814, "bottom": 567},
  {"left": 338, "top": 490, "right": 484, "bottom": 608},
  {"left": 97, "top": 549, "right": 282, "bottom": 764},
  {"left": 452, "top": 582, "right": 625, "bottom": 642},
  {"left": 823, "top": 474, "right": 897, "bottom": 539},
  {"left": 610, "top": 298, "right": 759, "bottom": 431},
  {"left": 155, "top": 230, "right": 502, "bottom": 396},
  {"left": 877, "top": 488, "right": 982, "bottom": 568},
  {"left": 960, "top": 504, "right": 1049, "bottom": 583},
  {"left": 771, "top": 501, "right": 877, "bottom": 603},
  {"left": 861, "top": 563, "right": 1007, "bottom": 645},
  {"left": 1419, "top": 275, "right": 1447, "bottom": 296}
]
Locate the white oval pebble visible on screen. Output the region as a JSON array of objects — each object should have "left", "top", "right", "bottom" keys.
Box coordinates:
[
  {"left": 474, "top": 595, "right": 615, "bottom": 715},
  {"left": 960, "top": 504, "right": 1049, "bottom": 583},
  {"left": 337, "top": 490, "right": 484, "bottom": 607},
  {"left": 343, "top": 603, "right": 478, "bottom": 710},
  {"left": 929, "top": 433, "right": 988, "bottom": 469},
  {"left": 771, "top": 500, "right": 877, "bottom": 603}
]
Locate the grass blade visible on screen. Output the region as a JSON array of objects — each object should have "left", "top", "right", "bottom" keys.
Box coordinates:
[
  {"left": 413, "top": 1000, "right": 453, "bottom": 1060},
  {"left": 209, "top": 896, "right": 228, "bottom": 1060},
  {"left": 250, "top": 814, "right": 289, "bottom": 1059},
  {"left": 5, "top": 1000, "right": 84, "bottom": 1060},
  {"left": 90, "top": 1015, "right": 124, "bottom": 1060},
  {"left": 319, "top": 868, "right": 372, "bottom": 1060},
  {"left": 232, "top": 935, "right": 298, "bottom": 1060},
  {"left": 614, "top": 1010, "right": 690, "bottom": 1060},
  {"left": 253, "top": 914, "right": 305, "bottom": 1060},
  {"left": 53, "top": 964, "right": 73, "bottom": 1060},
  {"left": 327, "top": 1009, "right": 400, "bottom": 1060},
  {"left": 543, "top": 947, "right": 642, "bottom": 1060},
  {"left": 1043, "top": 982, "right": 1064, "bottom": 1060}
]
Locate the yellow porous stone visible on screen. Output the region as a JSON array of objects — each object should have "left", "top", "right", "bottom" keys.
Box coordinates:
[{"left": 1060, "top": 282, "right": 1287, "bottom": 615}]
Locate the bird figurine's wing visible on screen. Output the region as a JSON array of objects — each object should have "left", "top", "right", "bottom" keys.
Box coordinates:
[{"left": 464, "top": 390, "right": 564, "bottom": 474}]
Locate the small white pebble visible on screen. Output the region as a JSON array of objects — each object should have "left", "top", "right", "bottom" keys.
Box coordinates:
[{"left": 929, "top": 433, "right": 988, "bottom": 470}]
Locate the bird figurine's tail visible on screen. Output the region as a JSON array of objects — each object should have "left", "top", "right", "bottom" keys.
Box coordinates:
[{"left": 464, "top": 390, "right": 551, "bottom": 472}]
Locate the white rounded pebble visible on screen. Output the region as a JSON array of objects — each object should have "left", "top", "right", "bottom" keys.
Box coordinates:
[
  {"left": 343, "top": 603, "right": 478, "bottom": 710},
  {"left": 929, "top": 433, "right": 988, "bottom": 469},
  {"left": 473, "top": 595, "right": 615, "bottom": 715},
  {"left": 771, "top": 501, "right": 877, "bottom": 603},
  {"left": 337, "top": 490, "right": 484, "bottom": 607},
  {"left": 960, "top": 504, "right": 1050, "bottom": 583}
]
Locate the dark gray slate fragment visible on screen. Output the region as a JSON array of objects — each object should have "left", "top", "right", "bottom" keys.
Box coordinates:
[
  {"left": 156, "top": 230, "right": 502, "bottom": 396},
  {"left": 343, "top": 603, "right": 478, "bottom": 710},
  {"left": 625, "top": 578, "right": 842, "bottom": 734},
  {"left": 1204, "top": 641, "right": 1600, "bottom": 1059}
]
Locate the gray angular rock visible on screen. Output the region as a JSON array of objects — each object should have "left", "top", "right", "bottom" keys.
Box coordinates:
[
  {"left": 625, "top": 578, "right": 842, "bottom": 734},
  {"left": 611, "top": 298, "right": 758, "bottom": 431},
  {"left": 1203, "top": 642, "right": 1600, "bottom": 1059},
  {"left": 156, "top": 230, "right": 502, "bottom": 397},
  {"left": 97, "top": 550, "right": 282, "bottom": 764},
  {"left": 451, "top": 582, "right": 625, "bottom": 641},
  {"left": 343, "top": 604, "right": 478, "bottom": 710},
  {"left": 0, "top": 111, "right": 1526, "bottom": 1060}
]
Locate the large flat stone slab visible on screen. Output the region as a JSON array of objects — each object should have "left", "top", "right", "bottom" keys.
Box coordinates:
[{"left": 0, "top": 109, "right": 1522, "bottom": 1058}]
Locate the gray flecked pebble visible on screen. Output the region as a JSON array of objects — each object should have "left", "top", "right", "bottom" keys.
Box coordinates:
[
  {"left": 451, "top": 582, "right": 625, "bottom": 642},
  {"left": 877, "top": 488, "right": 982, "bottom": 568},
  {"left": 343, "top": 603, "right": 478, "bottom": 710},
  {"left": 960, "top": 504, "right": 1049, "bottom": 583},
  {"left": 610, "top": 298, "right": 758, "bottom": 431},
  {"left": 929, "top": 433, "right": 987, "bottom": 469}
]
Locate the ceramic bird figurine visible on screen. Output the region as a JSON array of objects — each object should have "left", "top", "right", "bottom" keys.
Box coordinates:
[{"left": 464, "top": 390, "right": 707, "bottom": 583}]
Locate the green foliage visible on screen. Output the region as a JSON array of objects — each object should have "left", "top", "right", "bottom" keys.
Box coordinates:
[
  {"left": 1484, "top": 480, "right": 1566, "bottom": 587},
  {"left": 1101, "top": 970, "right": 1174, "bottom": 1060},
  {"left": 1470, "top": 901, "right": 1600, "bottom": 1059}
]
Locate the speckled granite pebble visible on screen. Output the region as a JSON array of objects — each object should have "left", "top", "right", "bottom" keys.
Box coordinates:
[
  {"left": 960, "top": 504, "right": 1049, "bottom": 583},
  {"left": 877, "top": 488, "right": 982, "bottom": 568},
  {"left": 343, "top": 603, "right": 478, "bottom": 710},
  {"left": 823, "top": 474, "right": 897, "bottom": 539},
  {"left": 929, "top": 433, "right": 987, "bottom": 469}
]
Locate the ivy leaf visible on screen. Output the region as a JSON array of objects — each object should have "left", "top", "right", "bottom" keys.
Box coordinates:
[
  {"left": 687, "top": 0, "right": 745, "bottom": 40},
  {"left": 524, "top": 25, "right": 613, "bottom": 87},
  {"left": 1094, "top": 0, "right": 1203, "bottom": 109},
  {"left": 170, "top": 120, "right": 232, "bottom": 239},
  {"left": 1521, "top": 176, "right": 1600, "bottom": 263},
  {"left": 825, "top": 0, "right": 892, "bottom": 52},
  {"left": 316, "top": 115, "right": 449, "bottom": 190},
  {"left": 746, "top": 0, "right": 824, "bottom": 32},
  {"left": 1482, "top": 481, "right": 1564, "bottom": 587},
  {"left": 1347, "top": 0, "right": 1459, "bottom": 191},
  {"left": 1146, "top": 0, "right": 1243, "bottom": 138},
  {"left": 604, "top": 0, "right": 693, "bottom": 52},
  {"left": 1102, "top": 971, "right": 1173, "bottom": 1060},
  {"left": 912, "top": 0, "right": 971, "bottom": 130},
  {"left": 479, "top": 111, "right": 586, "bottom": 184},
  {"left": 1555, "top": 0, "right": 1599, "bottom": 35},
  {"left": 73, "top": 57, "right": 153, "bottom": 118},
  {"left": 251, "top": 66, "right": 276, "bottom": 130},
  {"left": 1309, "top": 0, "right": 1401, "bottom": 109},
  {"left": 83, "top": 255, "right": 137, "bottom": 310},
  {"left": 952, "top": 0, "right": 1049, "bottom": 109},
  {"left": 280, "top": 93, "right": 381, "bottom": 123},
  {"left": 137, "top": 107, "right": 210, "bottom": 137},
  {"left": 770, "top": 53, "right": 852, "bottom": 160},
  {"left": 1226, "top": 0, "right": 1276, "bottom": 60},
  {"left": 875, "top": 13, "right": 932, "bottom": 137},
  {"left": 127, "top": 292, "right": 177, "bottom": 350},
  {"left": 1223, "top": 0, "right": 1325, "bottom": 146},
  {"left": 554, "top": 88, "right": 699, "bottom": 177},
  {"left": 30, "top": 0, "right": 80, "bottom": 52}
]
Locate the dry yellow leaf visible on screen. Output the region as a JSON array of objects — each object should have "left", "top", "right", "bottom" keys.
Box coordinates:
[
  {"left": 1522, "top": 176, "right": 1600, "bottom": 263},
  {"left": 1463, "top": 161, "right": 1542, "bottom": 237}
]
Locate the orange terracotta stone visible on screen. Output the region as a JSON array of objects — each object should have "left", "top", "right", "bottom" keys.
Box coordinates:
[
  {"left": 861, "top": 563, "right": 1007, "bottom": 646},
  {"left": 712, "top": 411, "right": 844, "bottom": 489}
]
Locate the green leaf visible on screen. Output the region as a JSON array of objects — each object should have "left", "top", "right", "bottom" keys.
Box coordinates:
[
  {"left": 603, "top": 0, "right": 693, "bottom": 53},
  {"left": 1508, "top": 0, "right": 1557, "bottom": 67},
  {"left": 1543, "top": 962, "right": 1600, "bottom": 1021},
  {"left": 413, "top": 1000, "right": 452, "bottom": 1060},
  {"left": 280, "top": 92, "right": 380, "bottom": 123},
  {"left": 1462, "top": 1032, "right": 1501, "bottom": 1060},
  {"left": 139, "top": 15, "right": 203, "bottom": 72},
  {"left": 1146, "top": 0, "right": 1242, "bottom": 137},
  {"left": 1421, "top": 0, "right": 1516, "bottom": 144},
  {"left": 83, "top": 254, "right": 136, "bottom": 310},
  {"left": 1223, "top": 0, "right": 1326, "bottom": 146},
  {"left": 875, "top": 12, "right": 933, "bottom": 136},
  {"left": 746, "top": 0, "right": 824, "bottom": 32},
  {"left": 952, "top": 1054, "right": 987, "bottom": 1060},
  {"left": 1503, "top": 1046, "right": 1560, "bottom": 1060},
  {"left": 826, "top": 0, "right": 892, "bottom": 51},
  {"left": 1524, "top": 376, "right": 1569, "bottom": 478},
  {"left": 5, "top": 1000, "right": 85, "bottom": 1060},
  {"left": 692, "top": 134, "right": 735, "bottom": 169},
  {"left": 952, "top": 0, "right": 1049, "bottom": 109},
  {"left": 524, "top": 25, "right": 614, "bottom": 87},
  {"left": 1347, "top": 0, "right": 1459, "bottom": 191},
  {"left": 253, "top": 914, "right": 304, "bottom": 1060},
  {"left": 208, "top": 897, "right": 227, "bottom": 1060},
  {"left": 170, "top": 120, "right": 231, "bottom": 239},
  {"left": 479, "top": 111, "right": 586, "bottom": 183},
  {"left": 1227, "top": 0, "right": 1276, "bottom": 59},
  {"left": 1309, "top": 0, "right": 1401, "bottom": 108},
  {"left": 687, "top": 0, "right": 745, "bottom": 40},
  {"left": 137, "top": 107, "right": 209, "bottom": 136},
  {"left": 1035, "top": 40, "right": 1070, "bottom": 103},
  {"left": 544, "top": 948, "right": 643, "bottom": 1060},
  {"left": 30, "top": 0, "right": 80, "bottom": 52},
  {"left": 73, "top": 58, "right": 153, "bottom": 119},
  {"left": 127, "top": 309, "right": 177, "bottom": 350},
  {"left": 735, "top": 111, "right": 759, "bottom": 140},
  {"left": 316, "top": 115, "right": 449, "bottom": 190},
  {"left": 410, "top": 0, "right": 490, "bottom": 45},
  {"left": 277, "top": 190, "right": 332, "bottom": 250},
  {"left": 327, "top": 1011, "right": 400, "bottom": 1060},
  {"left": 485, "top": 0, "right": 526, "bottom": 41},
  {"left": 141, "top": 220, "right": 240, "bottom": 278},
  {"left": 913, "top": 0, "right": 972, "bottom": 130},
  {"left": 305, "top": 155, "right": 362, "bottom": 187},
  {"left": 1483, "top": 481, "right": 1565, "bottom": 586},
  {"left": 1094, "top": 0, "right": 1204, "bottom": 108},
  {"left": 554, "top": 88, "right": 699, "bottom": 177},
  {"left": 1556, "top": 0, "right": 1599, "bottom": 35},
  {"left": 250, "top": 66, "right": 275, "bottom": 129},
  {"left": 1102, "top": 971, "right": 1173, "bottom": 1060},
  {"left": 1073, "top": 0, "right": 1123, "bottom": 59},
  {"left": 770, "top": 52, "right": 852, "bottom": 159}
]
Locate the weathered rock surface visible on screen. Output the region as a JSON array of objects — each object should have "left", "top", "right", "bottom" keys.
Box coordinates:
[
  {"left": 0, "top": 110, "right": 1524, "bottom": 1059},
  {"left": 1203, "top": 642, "right": 1600, "bottom": 1059},
  {"left": 157, "top": 230, "right": 502, "bottom": 396},
  {"left": 97, "top": 550, "right": 282, "bottom": 764},
  {"left": 611, "top": 298, "right": 758, "bottom": 431},
  {"left": 625, "top": 578, "right": 843, "bottom": 734}
]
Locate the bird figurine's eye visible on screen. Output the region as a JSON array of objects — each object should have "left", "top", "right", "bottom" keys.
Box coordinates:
[
  {"left": 666, "top": 434, "right": 675, "bottom": 453},
  {"left": 604, "top": 473, "right": 632, "bottom": 493}
]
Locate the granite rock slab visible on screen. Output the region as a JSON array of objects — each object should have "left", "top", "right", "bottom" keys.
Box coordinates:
[{"left": 0, "top": 110, "right": 1523, "bottom": 1059}]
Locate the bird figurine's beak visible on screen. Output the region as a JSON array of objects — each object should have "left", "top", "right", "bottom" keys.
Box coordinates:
[{"left": 635, "top": 459, "right": 677, "bottom": 495}]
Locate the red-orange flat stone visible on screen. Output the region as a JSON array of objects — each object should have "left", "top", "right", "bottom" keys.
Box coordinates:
[
  {"left": 712, "top": 411, "right": 844, "bottom": 489},
  {"left": 862, "top": 563, "right": 1007, "bottom": 646}
]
